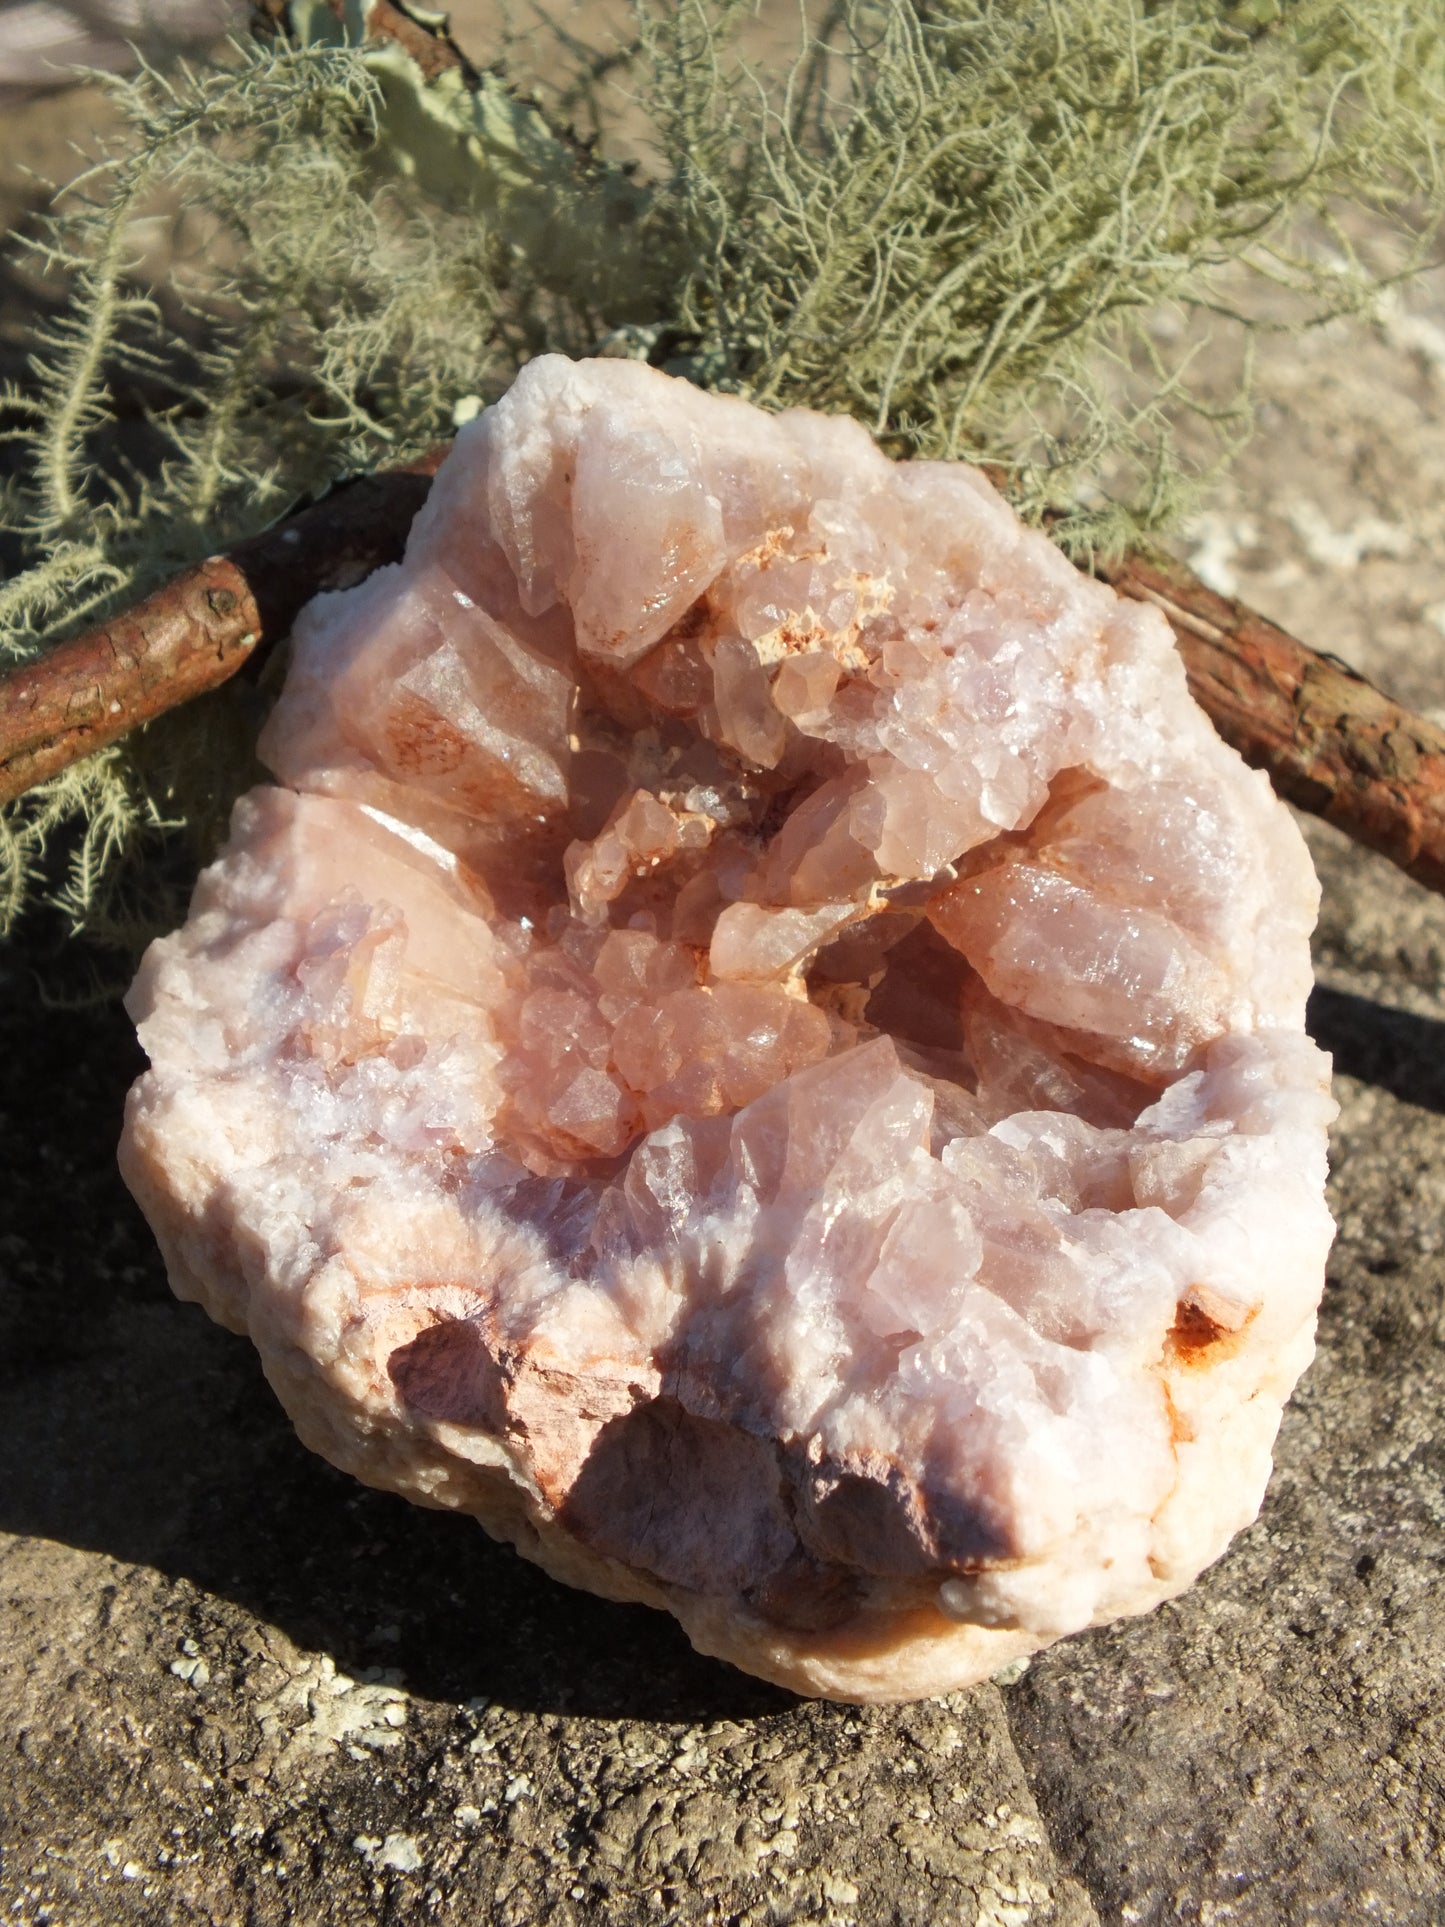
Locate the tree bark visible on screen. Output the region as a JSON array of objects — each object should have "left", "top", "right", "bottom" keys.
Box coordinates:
[{"left": 4, "top": 444, "right": 1445, "bottom": 899}]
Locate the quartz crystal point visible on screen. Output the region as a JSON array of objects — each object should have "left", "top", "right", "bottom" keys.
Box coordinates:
[{"left": 120, "top": 357, "right": 1337, "bottom": 1701}]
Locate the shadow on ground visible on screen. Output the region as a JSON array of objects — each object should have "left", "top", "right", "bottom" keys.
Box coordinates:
[{"left": 1307, "top": 983, "right": 1445, "bottom": 1113}]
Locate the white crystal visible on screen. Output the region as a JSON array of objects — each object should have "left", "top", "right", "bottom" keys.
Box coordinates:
[{"left": 121, "top": 356, "right": 1335, "bottom": 1702}]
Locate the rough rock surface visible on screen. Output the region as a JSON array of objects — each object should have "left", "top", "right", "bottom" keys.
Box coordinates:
[{"left": 119, "top": 356, "right": 1334, "bottom": 1700}]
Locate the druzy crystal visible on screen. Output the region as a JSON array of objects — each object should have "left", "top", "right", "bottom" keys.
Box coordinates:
[{"left": 121, "top": 356, "right": 1336, "bottom": 1701}]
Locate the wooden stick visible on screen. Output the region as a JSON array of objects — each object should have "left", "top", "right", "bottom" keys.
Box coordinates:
[
  {"left": 4, "top": 445, "right": 1445, "bottom": 898},
  {"left": 1098, "top": 549, "right": 1445, "bottom": 895},
  {"left": 0, "top": 450, "right": 445, "bottom": 803}
]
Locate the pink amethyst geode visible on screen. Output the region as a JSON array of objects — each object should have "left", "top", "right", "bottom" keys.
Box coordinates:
[{"left": 120, "top": 356, "right": 1336, "bottom": 1701}]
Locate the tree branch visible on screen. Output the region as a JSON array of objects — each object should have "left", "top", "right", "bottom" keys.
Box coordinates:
[
  {"left": 1098, "top": 549, "right": 1445, "bottom": 895},
  {"left": 0, "top": 450, "right": 444, "bottom": 803},
  {"left": 4, "top": 447, "right": 1444, "bottom": 899}
]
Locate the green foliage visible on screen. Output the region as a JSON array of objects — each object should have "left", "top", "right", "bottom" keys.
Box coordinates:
[
  {"left": 284, "top": 0, "right": 654, "bottom": 311},
  {"left": 3, "top": 0, "right": 1444, "bottom": 946}
]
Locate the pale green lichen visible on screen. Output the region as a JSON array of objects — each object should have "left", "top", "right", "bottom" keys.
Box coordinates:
[
  {"left": 643, "top": 0, "right": 1445, "bottom": 532},
  {"left": 3, "top": 0, "right": 1444, "bottom": 944}
]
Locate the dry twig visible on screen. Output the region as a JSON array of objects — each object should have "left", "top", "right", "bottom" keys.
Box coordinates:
[{"left": 1099, "top": 551, "right": 1445, "bottom": 896}]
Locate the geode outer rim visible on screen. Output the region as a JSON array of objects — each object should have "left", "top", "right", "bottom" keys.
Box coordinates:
[{"left": 118, "top": 356, "right": 1336, "bottom": 1702}]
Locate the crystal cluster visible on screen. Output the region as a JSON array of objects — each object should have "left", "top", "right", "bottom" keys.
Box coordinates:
[{"left": 121, "top": 357, "right": 1336, "bottom": 1700}]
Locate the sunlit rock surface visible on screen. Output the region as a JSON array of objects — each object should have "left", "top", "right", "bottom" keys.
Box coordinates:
[{"left": 120, "top": 356, "right": 1336, "bottom": 1701}]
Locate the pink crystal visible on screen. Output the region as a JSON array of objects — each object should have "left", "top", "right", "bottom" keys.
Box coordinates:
[{"left": 120, "top": 357, "right": 1336, "bottom": 1701}]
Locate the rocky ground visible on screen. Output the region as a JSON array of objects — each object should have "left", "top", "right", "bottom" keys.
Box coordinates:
[{"left": 2, "top": 16, "right": 1444, "bottom": 1926}]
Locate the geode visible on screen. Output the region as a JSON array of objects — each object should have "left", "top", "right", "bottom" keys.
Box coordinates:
[{"left": 120, "top": 356, "right": 1336, "bottom": 1701}]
